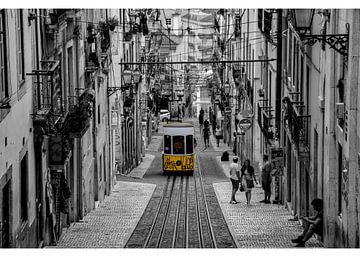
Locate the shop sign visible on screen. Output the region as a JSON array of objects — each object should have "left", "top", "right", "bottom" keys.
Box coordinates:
[{"left": 270, "top": 147, "right": 284, "bottom": 177}]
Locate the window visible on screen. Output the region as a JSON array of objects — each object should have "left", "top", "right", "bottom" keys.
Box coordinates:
[
  {"left": 166, "top": 18, "right": 171, "bottom": 26},
  {"left": 98, "top": 104, "right": 100, "bottom": 124},
  {"left": 164, "top": 135, "right": 171, "bottom": 154},
  {"left": 16, "top": 9, "right": 24, "bottom": 85},
  {"left": 173, "top": 136, "right": 185, "bottom": 154},
  {"left": 20, "top": 153, "right": 28, "bottom": 222},
  {"left": 186, "top": 135, "right": 193, "bottom": 154},
  {"left": 338, "top": 144, "right": 343, "bottom": 216},
  {"left": 99, "top": 155, "right": 102, "bottom": 181},
  {"left": 0, "top": 9, "right": 8, "bottom": 100}
]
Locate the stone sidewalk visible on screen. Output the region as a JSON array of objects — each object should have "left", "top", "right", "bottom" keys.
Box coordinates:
[
  {"left": 53, "top": 181, "right": 156, "bottom": 248},
  {"left": 52, "top": 127, "right": 161, "bottom": 248},
  {"left": 213, "top": 158, "right": 324, "bottom": 248}
]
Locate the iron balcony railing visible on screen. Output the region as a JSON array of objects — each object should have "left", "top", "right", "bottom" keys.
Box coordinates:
[
  {"left": 284, "top": 98, "right": 311, "bottom": 157},
  {"left": 257, "top": 102, "right": 274, "bottom": 140}
]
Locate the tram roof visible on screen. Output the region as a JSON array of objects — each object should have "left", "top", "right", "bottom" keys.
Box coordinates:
[{"left": 163, "top": 122, "right": 194, "bottom": 128}]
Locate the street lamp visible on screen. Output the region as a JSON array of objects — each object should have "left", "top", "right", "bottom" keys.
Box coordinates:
[
  {"left": 292, "top": 9, "right": 315, "bottom": 36},
  {"left": 123, "top": 69, "right": 133, "bottom": 85},
  {"left": 290, "top": 9, "right": 349, "bottom": 56}
]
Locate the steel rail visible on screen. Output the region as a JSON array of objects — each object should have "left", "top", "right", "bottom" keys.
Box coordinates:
[
  {"left": 172, "top": 175, "right": 184, "bottom": 248},
  {"left": 193, "top": 165, "right": 204, "bottom": 248},
  {"left": 196, "top": 155, "right": 217, "bottom": 248},
  {"left": 185, "top": 175, "right": 189, "bottom": 248},
  {"left": 156, "top": 175, "right": 177, "bottom": 248},
  {"left": 143, "top": 175, "right": 172, "bottom": 248}
]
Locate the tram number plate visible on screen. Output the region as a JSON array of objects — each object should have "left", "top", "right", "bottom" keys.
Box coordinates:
[{"left": 163, "top": 155, "right": 194, "bottom": 171}]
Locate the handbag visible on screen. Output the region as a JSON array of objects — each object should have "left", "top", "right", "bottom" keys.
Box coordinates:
[
  {"left": 246, "top": 179, "right": 255, "bottom": 188},
  {"left": 239, "top": 183, "right": 245, "bottom": 192}
]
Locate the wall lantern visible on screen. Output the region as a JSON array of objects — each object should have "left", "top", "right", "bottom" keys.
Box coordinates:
[
  {"left": 123, "top": 69, "right": 133, "bottom": 84},
  {"left": 290, "top": 9, "right": 349, "bottom": 56},
  {"left": 132, "top": 68, "right": 142, "bottom": 84}
]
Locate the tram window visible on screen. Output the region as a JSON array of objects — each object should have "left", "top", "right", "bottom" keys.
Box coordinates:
[
  {"left": 186, "top": 135, "right": 193, "bottom": 154},
  {"left": 173, "top": 136, "right": 185, "bottom": 154},
  {"left": 164, "top": 135, "right": 172, "bottom": 154}
]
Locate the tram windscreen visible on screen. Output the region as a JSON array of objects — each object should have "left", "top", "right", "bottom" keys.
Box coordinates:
[
  {"left": 164, "top": 135, "right": 172, "bottom": 154},
  {"left": 173, "top": 136, "right": 185, "bottom": 154},
  {"left": 186, "top": 135, "right": 193, "bottom": 154}
]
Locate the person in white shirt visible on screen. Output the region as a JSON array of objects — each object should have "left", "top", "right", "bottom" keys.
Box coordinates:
[{"left": 229, "top": 156, "right": 241, "bottom": 204}]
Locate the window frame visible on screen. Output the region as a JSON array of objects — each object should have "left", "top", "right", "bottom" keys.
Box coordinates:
[
  {"left": 0, "top": 9, "right": 9, "bottom": 100},
  {"left": 16, "top": 9, "right": 25, "bottom": 86},
  {"left": 172, "top": 135, "right": 185, "bottom": 155}
]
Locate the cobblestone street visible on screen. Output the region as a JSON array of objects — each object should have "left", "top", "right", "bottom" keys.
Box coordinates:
[
  {"left": 53, "top": 181, "right": 156, "bottom": 248},
  {"left": 213, "top": 159, "right": 324, "bottom": 248},
  {"left": 52, "top": 120, "right": 324, "bottom": 248}
]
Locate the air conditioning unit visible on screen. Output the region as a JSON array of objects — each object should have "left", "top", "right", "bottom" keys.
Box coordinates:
[{"left": 336, "top": 103, "right": 345, "bottom": 120}]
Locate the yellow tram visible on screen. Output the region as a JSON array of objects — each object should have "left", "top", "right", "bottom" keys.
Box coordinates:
[{"left": 162, "top": 122, "right": 195, "bottom": 174}]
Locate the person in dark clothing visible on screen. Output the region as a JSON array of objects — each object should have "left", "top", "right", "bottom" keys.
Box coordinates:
[
  {"left": 203, "top": 119, "right": 210, "bottom": 128},
  {"left": 292, "top": 198, "right": 323, "bottom": 247},
  {"left": 212, "top": 114, "right": 217, "bottom": 134},
  {"left": 199, "top": 108, "right": 204, "bottom": 130},
  {"left": 260, "top": 155, "right": 272, "bottom": 204},
  {"left": 203, "top": 122, "right": 210, "bottom": 147}
]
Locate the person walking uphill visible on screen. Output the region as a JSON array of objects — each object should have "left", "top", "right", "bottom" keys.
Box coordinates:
[
  {"left": 199, "top": 108, "right": 205, "bottom": 130},
  {"left": 229, "top": 157, "right": 241, "bottom": 204},
  {"left": 240, "top": 159, "right": 258, "bottom": 205},
  {"left": 203, "top": 121, "right": 210, "bottom": 148}
]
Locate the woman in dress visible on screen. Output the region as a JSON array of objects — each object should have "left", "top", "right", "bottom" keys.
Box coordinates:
[{"left": 240, "top": 159, "right": 258, "bottom": 204}]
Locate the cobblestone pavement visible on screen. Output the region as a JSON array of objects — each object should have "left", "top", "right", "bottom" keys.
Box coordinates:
[
  {"left": 213, "top": 159, "right": 324, "bottom": 248},
  {"left": 209, "top": 132, "right": 233, "bottom": 152},
  {"left": 146, "top": 135, "right": 162, "bottom": 152},
  {"left": 121, "top": 154, "right": 155, "bottom": 179},
  {"left": 53, "top": 181, "right": 156, "bottom": 248}
]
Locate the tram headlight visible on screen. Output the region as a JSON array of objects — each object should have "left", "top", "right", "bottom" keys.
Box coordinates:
[{"left": 176, "top": 160, "right": 182, "bottom": 166}]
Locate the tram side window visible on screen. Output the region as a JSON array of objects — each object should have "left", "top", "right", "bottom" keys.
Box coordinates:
[
  {"left": 164, "top": 135, "right": 172, "bottom": 154},
  {"left": 173, "top": 136, "right": 185, "bottom": 154},
  {"left": 186, "top": 135, "right": 193, "bottom": 154}
]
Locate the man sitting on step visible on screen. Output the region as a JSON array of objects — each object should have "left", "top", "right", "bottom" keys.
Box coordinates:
[{"left": 291, "top": 198, "right": 323, "bottom": 247}]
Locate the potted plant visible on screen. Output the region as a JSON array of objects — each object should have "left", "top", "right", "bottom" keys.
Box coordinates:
[
  {"left": 107, "top": 16, "right": 119, "bottom": 31},
  {"left": 87, "top": 23, "right": 96, "bottom": 43},
  {"left": 258, "top": 88, "right": 265, "bottom": 97}
]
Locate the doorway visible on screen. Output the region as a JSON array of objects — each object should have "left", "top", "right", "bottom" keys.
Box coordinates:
[{"left": 1, "top": 179, "right": 11, "bottom": 248}]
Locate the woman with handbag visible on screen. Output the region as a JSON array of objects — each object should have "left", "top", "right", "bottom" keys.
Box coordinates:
[{"left": 240, "top": 159, "right": 258, "bottom": 205}]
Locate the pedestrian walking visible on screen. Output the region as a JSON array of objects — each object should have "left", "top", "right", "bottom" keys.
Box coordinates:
[
  {"left": 240, "top": 159, "right": 258, "bottom": 205},
  {"left": 260, "top": 155, "right": 272, "bottom": 204},
  {"left": 229, "top": 156, "right": 241, "bottom": 204},
  {"left": 215, "top": 125, "right": 222, "bottom": 147},
  {"left": 212, "top": 114, "right": 217, "bottom": 134},
  {"left": 203, "top": 123, "right": 210, "bottom": 148},
  {"left": 291, "top": 198, "right": 323, "bottom": 247},
  {"left": 199, "top": 108, "right": 204, "bottom": 130}
]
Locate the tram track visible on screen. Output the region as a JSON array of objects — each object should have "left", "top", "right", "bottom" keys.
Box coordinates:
[{"left": 137, "top": 158, "right": 216, "bottom": 248}]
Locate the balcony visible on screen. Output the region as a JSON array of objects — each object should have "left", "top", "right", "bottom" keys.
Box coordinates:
[
  {"left": 283, "top": 96, "right": 310, "bottom": 160},
  {"left": 257, "top": 102, "right": 275, "bottom": 141},
  {"left": 62, "top": 89, "right": 95, "bottom": 137}
]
